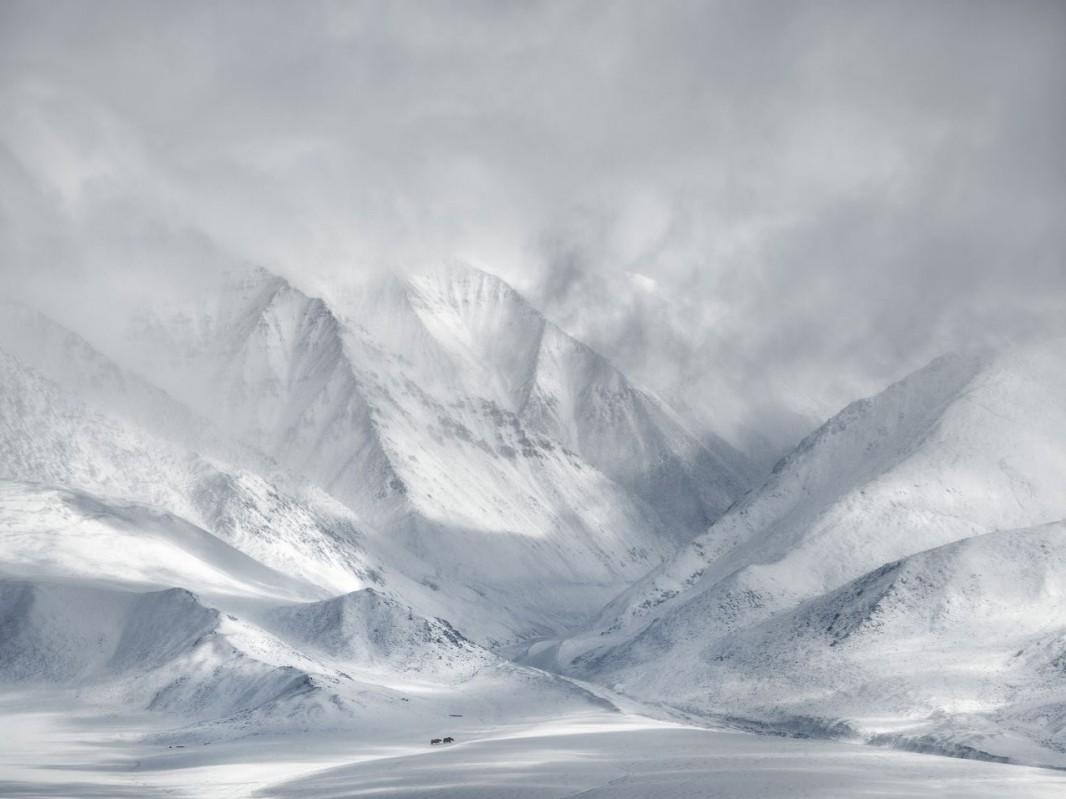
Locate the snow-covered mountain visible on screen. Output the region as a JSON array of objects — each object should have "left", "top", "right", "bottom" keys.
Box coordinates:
[
  {"left": 0, "top": 262, "right": 760, "bottom": 777},
  {"left": 0, "top": 481, "right": 318, "bottom": 602},
  {"left": 120, "top": 265, "right": 748, "bottom": 536},
  {"left": 0, "top": 573, "right": 609, "bottom": 743},
  {"left": 0, "top": 346, "right": 393, "bottom": 601},
  {"left": 399, "top": 266, "right": 750, "bottom": 536},
  {"left": 0, "top": 458, "right": 613, "bottom": 742},
  {"left": 4, "top": 260, "right": 1065, "bottom": 778},
  {"left": 0, "top": 579, "right": 314, "bottom": 725},
  {"left": 542, "top": 339, "right": 1066, "bottom": 764},
  {"left": 85, "top": 264, "right": 750, "bottom": 644},
  {"left": 262, "top": 588, "right": 494, "bottom": 680},
  {"left": 589, "top": 522, "right": 1066, "bottom": 766},
  {"left": 0, "top": 300, "right": 269, "bottom": 474}
]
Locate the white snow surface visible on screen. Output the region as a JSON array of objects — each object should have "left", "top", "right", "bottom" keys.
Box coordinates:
[{"left": 2, "top": 703, "right": 1065, "bottom": 798}]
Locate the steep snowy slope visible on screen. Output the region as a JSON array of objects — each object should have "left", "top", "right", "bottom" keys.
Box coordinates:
[
  {"left": 262, "top": 588, "right": 495, "bottom": 680},
  {"left": 403, "top": 266, "right": 750, "bottom": 537},
  {"left": 612, "top": 522, "right": 1066, "bottom": 766},
  {"left": 0, "top": 346, "right": 197, "bottom": 514},
  {"left": 0, "top": 318, "right": 654, "bottom": 644},
  {"left": 121, "top": 263, "right": 751, "bottom": 541},
  {"left": 99, "top": 270, "right": 405, "bottom": 532},
  {"left": 0, "top": 312, "right": 614, "bottom": 644},
  {"left": 0, "top": 346, "right": 394, "bottom": 602},
  {"left": 553, "top": 340, "right": 1066, "bottom": 691},
  {"left": 0, "top": 300, "right": 269, "bottom": 474},
  {"left": 0, "top": 481, "right": 318, "bottom": 602},
  {"left": 107, "top": 264, "right": 750, "bottom": 643}
]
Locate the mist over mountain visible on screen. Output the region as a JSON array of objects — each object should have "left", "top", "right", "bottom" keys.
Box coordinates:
[{"left": 2, "top": 2, "right": 1065, "bottom": 797}]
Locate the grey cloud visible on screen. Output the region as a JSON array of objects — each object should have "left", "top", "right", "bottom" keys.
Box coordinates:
[{"left": 1, "top": 0, "right": 1063, "bottom": 454}]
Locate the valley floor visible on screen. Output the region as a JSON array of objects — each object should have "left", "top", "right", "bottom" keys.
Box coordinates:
[{"left": 2, "top": 696, "right": 1064, "bottom": 799}]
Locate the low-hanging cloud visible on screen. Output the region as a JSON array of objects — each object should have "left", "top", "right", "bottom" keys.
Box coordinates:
[{"left": 1, "top": 0, "right": 1063, "bottom": 453}]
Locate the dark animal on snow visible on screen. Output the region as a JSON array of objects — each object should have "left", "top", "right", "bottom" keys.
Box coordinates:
[
  {"left": 442, "top": 736, "right": 454, "bottom": 743},
  {"left": 430, "top": 738, "right": 442, "bottom": 745}
]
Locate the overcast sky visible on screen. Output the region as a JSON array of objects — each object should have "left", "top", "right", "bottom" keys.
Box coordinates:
[{"left": 2, "top": 0, "right": 1064, "bottom": 450}]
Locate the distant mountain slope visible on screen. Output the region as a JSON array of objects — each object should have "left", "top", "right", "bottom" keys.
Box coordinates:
[
  {"left": 263, "top": 588, "right": 495, "bottom": 680},
  {"left": 0, "top": 300, "right": 269, "bottom": 474},
  {"left": 527, "top": 340, "right": 1066, "bottom": 767},
  {"left": 0, "top": 481, "right": 318, "bottom": 602},
  {"left": 554, "top": 341, "right": 1066, "bottom": 673},
  {"left": 0, "top": 346, "right": 397, "bottom": 604},
  {"left": 404, "top": 266, "right": 751, "bottom": 536},
  {"left": 614, "top": 522, "right": 1066, "bottom": 767}
]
